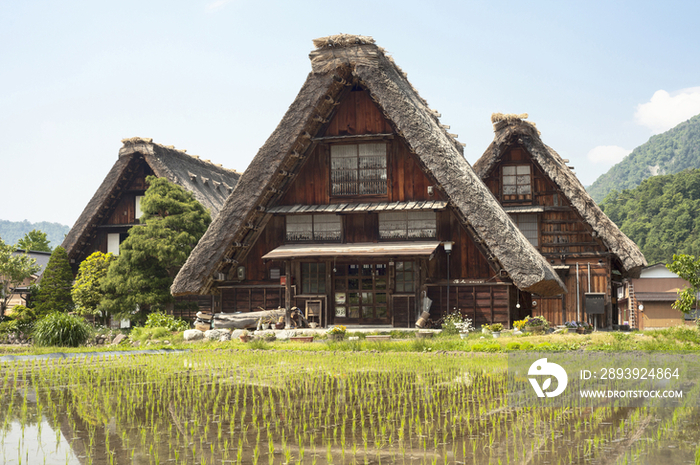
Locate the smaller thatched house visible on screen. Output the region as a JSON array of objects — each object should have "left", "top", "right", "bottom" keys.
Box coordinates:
[
  {"left": 172, "top": 35, "right": 565, "bottom": 328},
  {"left": 61, "top": 138, "right": 241, "bottom": 317},
  {"left": 474, "top": 115, "right": 647, "bottom": 327}
]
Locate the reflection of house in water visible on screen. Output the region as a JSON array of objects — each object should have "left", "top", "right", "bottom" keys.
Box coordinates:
[
  {"left": 474, "top": 116, "right": 646, "bottom": 327},
  {"left": 617, "top": 263, "right": 695, "bottom": 329},
  {"left": 173, "top": 35, "right": 566, "bottom": 328},
  {"left": 60, "top": 139, "right": 241, "bottom": 320}
]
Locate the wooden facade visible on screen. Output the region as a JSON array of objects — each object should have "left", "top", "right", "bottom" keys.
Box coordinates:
[
  {"left": 218, "top": 88, "right": 515, "bottom": 327},
  {"left": 480, "top": 146, "right": 624, "bottom": 327}
]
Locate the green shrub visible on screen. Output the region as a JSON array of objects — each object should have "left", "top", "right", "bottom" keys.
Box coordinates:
[
  {"left": 506, "top": 341, "right": 522, "bottom": 351},
  {"left": 144, "top": 312, "right": 190, "bottom": 331},
  {"left": 33, "top": 312, "right": 91, "bottom": 347},
  {"left": 130, "top": 326, "right": 171, "bottom": 342}
]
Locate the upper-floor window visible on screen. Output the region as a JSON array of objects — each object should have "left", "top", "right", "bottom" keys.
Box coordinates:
[
  {"left": 286, "top": 214, "right": 342, "bottom": 242},
  {"left": 378, "top": 211, "right": 436, "bottom": 240},
  {"left": 503, "top": 165, "right": 532, "bottom": 201},
  {"left": 331, "top": 143, "right": 387, "bottom": 196},
  {"left": 510, "top": 213, "right": 538, "bottom": 247}
]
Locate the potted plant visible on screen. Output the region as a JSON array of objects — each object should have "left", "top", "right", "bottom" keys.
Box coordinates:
[
  {"left": 512, "top": 319, "right": 527, "bottom": 332},
  {"left": 524, "top": 316, "right": 549, "bottom": 335},
  {"left": 326, "top": 325, "right": 347, "bottom": 342},
  {"left": 578, "top": 321, "right": 593, "bottom": 334},
  {"left": 455, "top": 317, "right": 474, "bottom": 339},
  {"left": 488, "top": 323, "right": 503, "bottom": 338},
  {"left": 564, "top": 321, "right": 579, "bottom": 333},
  {"left": 239, "top": 329, "right": 252, "bottom": 343}
]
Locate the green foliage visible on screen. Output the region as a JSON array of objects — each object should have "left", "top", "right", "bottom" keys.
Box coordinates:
[
  {"left": 667, "top": 254, "right": 700, "bottom": 317},
  {"left": 16, "top": 229, "right": 52, "bottom": 252},
  {"left": 71, "top": 252, "right": 115, "bottom": 321},
  {"left": 0, "top": 220, "right": 69, "bottom": 251},
  {"left": 144, "top": 311, "right": 189, "bottom": 331},
  {"left": 0, "top": 238, "right": 41, "bottom": 315},
  {"left": 4, "top": 305, "right": 40, "bottom": 336},
  {"left": 589, "top": 113, "right": 700, "bottom": 202},
  {"left": 601, "top": 169, "right": 700, "bottom": 263},
  {"left": 32, "top": 312, "right": 91, "bottom": 347},
  {"left": 99, "top": 176, "right": 211, "bottom": 321},
  {"left": 34, "top": 246, "right": 74, "bottom": 315},
  {"left": 130, "top": 326, "right": 172, "bottom": 342}
]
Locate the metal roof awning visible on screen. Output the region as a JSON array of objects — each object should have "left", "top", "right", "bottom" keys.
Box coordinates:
[
  {"left": 635, "top": 292, "right": 681, "bottom": 302},
  {"left": 267, "top": 200, "right": 448, "bottom": 215},
  {"left": 262, "top": 241, "right": 442, "bottom": 260}
]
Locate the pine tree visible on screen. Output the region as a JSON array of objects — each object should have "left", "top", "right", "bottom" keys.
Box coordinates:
[
  {"left": 35, "top": 246, "right": 74, "bottom": 314},
  {"left": 99, "top": 176, "right": 211, "bottom": 322}
]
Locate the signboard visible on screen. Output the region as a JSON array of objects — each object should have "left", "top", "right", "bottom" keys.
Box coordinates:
[{"left": 585, "top": 293, "right": 605, "bottom": 315}]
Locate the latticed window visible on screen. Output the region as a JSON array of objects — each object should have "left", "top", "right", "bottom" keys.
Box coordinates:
[
  {"left": 510, "top": 213, "right": 538, "bottom": 247},
  {"left": 395, "top": 261, "right": 415, "bottom": 293},
  {"left": 502, "top": 165, "right": 532, "bottom": 201},
  {"left": 378, "top": 211, "right": 436, "bottom": 240},
  {"left": 286, "top": 215, "right": 342, "bottom": 242},
  {"left": 331, "top": 143, "right": 387, "bottom": 196},
  {"left": 302, "top": 263, "right": 326, "bottom": 294}
]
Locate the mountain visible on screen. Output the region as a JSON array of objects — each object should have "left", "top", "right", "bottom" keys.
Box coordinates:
[
  {"left": 588, "top": 113, "right": 700, "bottom": 203},
  {"left": 600, "top": 168, "right": 700, "bottom": 264},
  {"left": 0, "top": 220, "right": 70, "bottom": 250}
]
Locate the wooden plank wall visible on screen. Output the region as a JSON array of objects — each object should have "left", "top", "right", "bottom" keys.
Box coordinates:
[
  {"left": 325, "top": 89, "right": 393, "bottom": 136},
  {"left": 242, "top": 215, "right": 286, "bottom": 283},
  {"left": 278, "top": 89, "right": 443, "bottom": 206},
  {"left": 427, "top": 285, "right": 511, "bottom": 328},
  {"left": 221, "top": 287, "right": 284, "bottom": 313}
]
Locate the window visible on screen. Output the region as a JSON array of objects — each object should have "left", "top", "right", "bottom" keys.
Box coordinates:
[
  {"left": 378, "top": 211, "right": 436, "bottom": 240},
  {"left": 107, "top": 233, "right": 120, "bottom": 256},
  {"left": 510, "top": 214, "right": 538, "bottom": 247},
  {"left": 135, "top": 195, "right": 144, "bottom": 220},
  {"left": 395, "top": 261, "right": 415, "bottom": 293},
  {"left": 503, "top": 165, "right": 532, "bottom": 201},
  {"left": 331, "top": 143, "right": 387, "bottom": 196},
  {"left": 302, "top": 263, "right": 326, "bottom": 294},
  {"left": 286, "top": 215, "right": 342, "bottom": 242}
]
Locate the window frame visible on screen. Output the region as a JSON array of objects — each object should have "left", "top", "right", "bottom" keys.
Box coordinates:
[
  {"left": 329, "top": 142, "right": 389, "bottom": 198},
  {"left": 378, "top": 211, "right": 437, "bottom": 241},
  {"left": 502, "top": 164, "right": 532, "bottom": 202},
  {"left": 509, "top": 213, "right": 539, "bottom": 247},
  {"left": 301, "top": 262, "right": 326, "bottom": 295},
  {"left": 285, "top": 214, "right": 343, "bottom": 243}
]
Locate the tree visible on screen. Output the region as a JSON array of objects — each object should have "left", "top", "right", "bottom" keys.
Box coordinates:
[
  {"left": 99, "top": 176, "right": 211, "bottom": 323},
  {"left": 34, "top": 246, "right": 74, "bottom": 315},
  {"left": 16, "top": 229, "right": 52, "bottom": 252},
  {"left": 71, "top": 251, "right": 115, "bottom": 324},
  {"left": 0, "top": 238, "right": 40, "bottom": 316},
  {"left": 667, "top": 254, "right": 700, "bottom": 323}
]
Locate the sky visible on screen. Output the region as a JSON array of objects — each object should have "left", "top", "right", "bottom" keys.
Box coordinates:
[{"left": 2, "top": 0, "right": 700, "bottom": 227}]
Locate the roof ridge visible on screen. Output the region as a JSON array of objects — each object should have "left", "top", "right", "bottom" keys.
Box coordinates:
[
  {"left": 120, "top": 137, "right": 239, "bottom": 173},
  {"left": 490, "top": 113, "right": 541, "bottom": 135}
]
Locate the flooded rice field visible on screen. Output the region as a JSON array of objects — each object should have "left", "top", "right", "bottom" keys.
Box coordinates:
[{"left": 1, "top": 349, "right": 699, "bottom": 464}]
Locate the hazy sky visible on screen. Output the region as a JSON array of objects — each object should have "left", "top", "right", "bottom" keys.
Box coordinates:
[{"left": 2, "top": 0, "right": 700, "bottom": 226}]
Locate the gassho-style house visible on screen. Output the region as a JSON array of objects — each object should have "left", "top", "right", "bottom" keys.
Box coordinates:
[{"left": 171, "top": 35, "right": 577, "bottom": 329}]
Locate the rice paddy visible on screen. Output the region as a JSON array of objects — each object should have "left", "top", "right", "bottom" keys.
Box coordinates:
[{"left": 1, "top": 348, "right": 699, "bottom": 464}]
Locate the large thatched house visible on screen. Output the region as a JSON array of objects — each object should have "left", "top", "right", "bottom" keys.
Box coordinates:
[
  {"left": 172, "top": 35, "right": 565, "bottom": 328},
  {"left": 474, "top": 115, "right": 646, "bottom": 327},
  {"left": 61, "top": 138, "right": 240, "bottom": 316}
]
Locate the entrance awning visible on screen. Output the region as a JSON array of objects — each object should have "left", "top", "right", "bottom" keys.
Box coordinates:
[{"left": 262, "top": 241, "right": 442, "bottom": 260}]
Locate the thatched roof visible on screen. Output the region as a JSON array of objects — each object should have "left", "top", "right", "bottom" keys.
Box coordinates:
[
  {"left": 474, "top": 116, "right": 647, "bottom": 277},
  {"left": 62, "top": 138, "right": 240, "bottom": 261},
  {"left": 172, "top": 36, "right": 566, "bottom": 297}
]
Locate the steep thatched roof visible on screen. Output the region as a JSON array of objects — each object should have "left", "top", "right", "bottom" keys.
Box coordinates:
[
  {"left": 62, "top": 138, "right": 240, "bottom": 261},
  {"left": 474, "top": 116, "right": 647, "bottom": 277},
  {"left": 172, "top": 36, "right": 566, "bottom": 297}
]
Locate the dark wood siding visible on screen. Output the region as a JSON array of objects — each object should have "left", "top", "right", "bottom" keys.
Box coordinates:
[{"left": 325, "top": 89, "right": 393, "bottom": 136}]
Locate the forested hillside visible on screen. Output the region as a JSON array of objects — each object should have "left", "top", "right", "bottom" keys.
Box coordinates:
[
  {"left": 0, "top": 220, "right": 70, "bottom": 249},
  {"left": 588, "top": 113, "right": 700, "bottom": 203},
  {"left": 600, "top": 168, "right": 700, "bottom": 264}
]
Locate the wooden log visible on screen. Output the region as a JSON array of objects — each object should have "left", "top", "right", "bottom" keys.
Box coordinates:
[{"left": 212, "top": 309, "right": 286, "bottom": 329}]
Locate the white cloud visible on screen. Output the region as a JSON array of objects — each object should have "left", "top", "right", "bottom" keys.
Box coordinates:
[
  {"left": 634, "top": 87, "right": 700, "bottom": 134},
  {"left": 206, "top": 0, "right": 232, "bottom": 11},
  {"left": 586, "top": 145, "right": 632, "bottom": 165}
]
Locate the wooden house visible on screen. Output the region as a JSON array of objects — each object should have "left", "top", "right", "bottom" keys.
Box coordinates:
[
  {"left": 61, "top": 138, "right": 240, "bottom": 317},
  {"left": 617, "top": 263, "right": 694, "bottom": 330},
  {"left": 172, "top": 35, "right": 565, "bottom": 328},
  {"left": 3, "top": 249, "right": 51, "bottom": 313},
  {"left": 474, "top": 115, "right": 647, "bottom": 327}
]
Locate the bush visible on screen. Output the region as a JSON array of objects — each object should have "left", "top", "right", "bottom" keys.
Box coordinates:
[
  {"left": 130, "top": 326, "right": 171, "bottom": 342},
  {"left": 144, "top": 312, "right": 190, "bottom": 332},
  {"left": 33, "top": 312, "right": 91, "bottom": 347}
]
